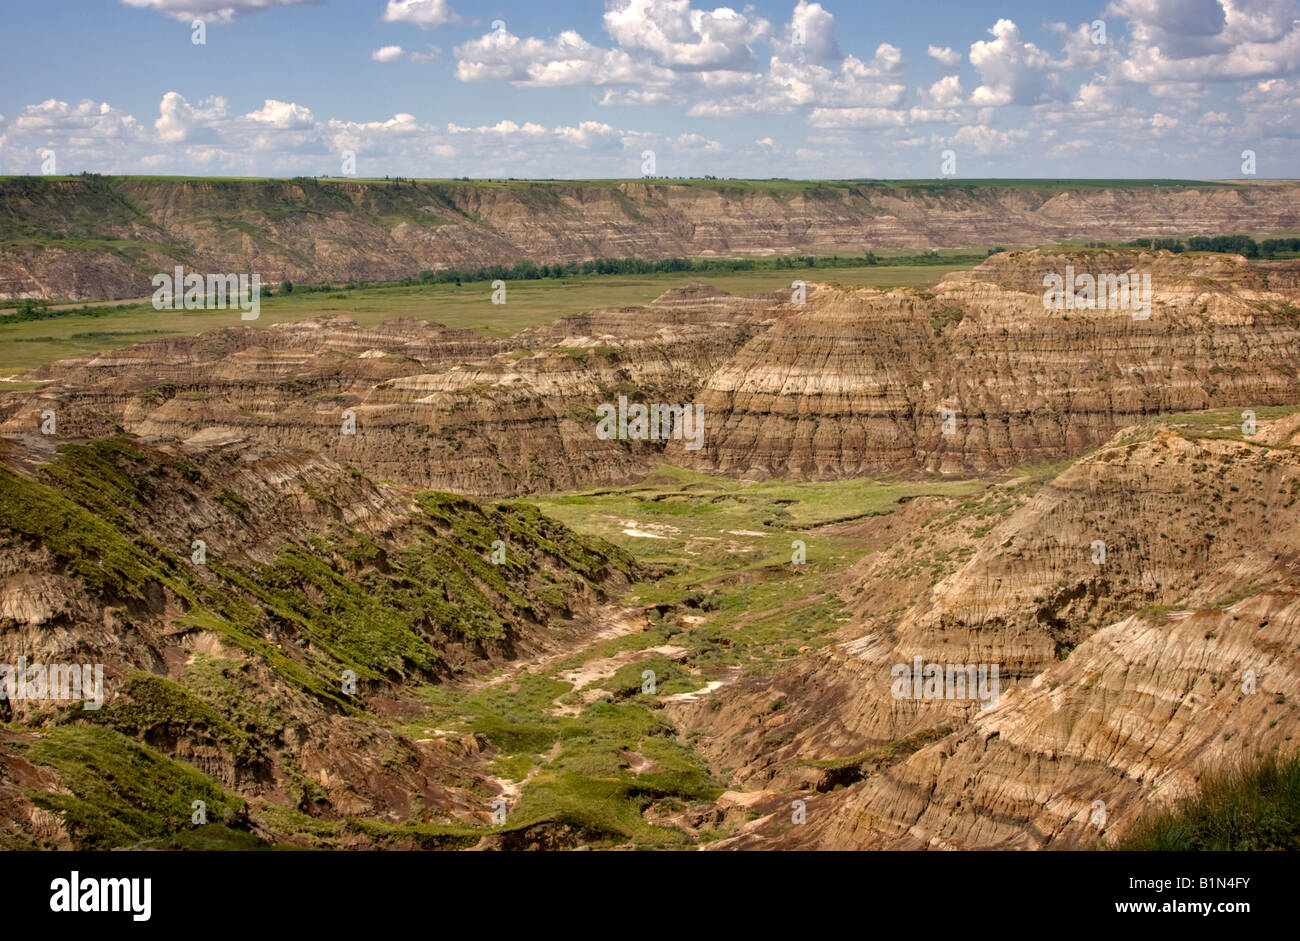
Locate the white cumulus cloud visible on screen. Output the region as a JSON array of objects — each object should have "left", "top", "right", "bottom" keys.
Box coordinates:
[
  {"left": 120, "top": 0, "right": 320, "bottom": 23},
  {"left": 928, "top": 45, "right": 963, "bottom": 68},
  {"left": 969, "top": 19, "right": 1064, "bottom": 105},
  {"left": 603, "top": 0, "right": 771, "bottom": 71},
  {"left": 381, "top": 0, "right": 459, "bottom": 30}
]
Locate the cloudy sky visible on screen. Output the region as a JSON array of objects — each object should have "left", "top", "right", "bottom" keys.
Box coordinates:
[{"left": 1, "top": 0, "right": 1297, "bottom": 178}]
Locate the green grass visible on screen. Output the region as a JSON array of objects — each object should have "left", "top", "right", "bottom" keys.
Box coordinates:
[
  {"left": 410, "top": 670, "right": 569, "bottom": 754},
  {"left": 0, "top": 431, "right": 681, "bottom": 849},
  {"left": 13, "top": 725, "right": 255, "bottom": 850},
  {"left": 0, "top": 443, "right": 193, "bottom": 602},
  {"left": 606, "top": 654, "right": 698, "bottom": 698},
  {"left": 504, "top": 700, "right": 723, "bottom": 848},
  {"left": 86, "top": 671, "right": 264, "bottom": 764},
  {"left": 194, "top": 492, "right": 636, "bottom": 700},
  {"left": 382, "top": 463, "right": 992, "bottom": 846},
  {"left": 0, "top": 422, "right": 1162, "bottom": 849},
  {"left": 533, "top": 463, "right": 987, "bottom": 574},
  {"left": 1106, "top": 404, "right": 1300, "bottom": 447},
  {"left": 1, "top": 432, "right": 642, "bottom": 751},
  {"left": 1111, "top": 752, "right": 1300, "bottom": 850},
  {"left": 180, "top": 654, "right": 292, "bottom": 742},
  {"left": 0, "top": 265, "right": 960, "bottom": 375}
]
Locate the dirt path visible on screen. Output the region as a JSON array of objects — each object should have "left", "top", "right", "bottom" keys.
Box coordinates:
[
  {"left": 659, "top": 666, "right": 743, "bottom": 704},
  {"left": 553, "top": 644, "right": 691, "bottom": 716},
  {"left": 472, "top": 603, "right": 650, "bottom": 692}
]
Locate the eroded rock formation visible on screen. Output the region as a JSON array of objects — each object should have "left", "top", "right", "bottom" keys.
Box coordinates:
[
  {"left": 4, "top": 177, "right": 1300, "bottom": 301},
  {"left": 7, "top": 251, "right": 1300, "bottom": 495},
  {"left": 695, "top": 414, "right": 1300, "bottom": 849}
]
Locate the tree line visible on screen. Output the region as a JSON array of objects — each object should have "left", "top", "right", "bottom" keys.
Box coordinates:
[
  {"left": 1122, "top": 235, "right": 1300, "bottom": 257},
  {"left": 399, "top": 251, "right": 974, "bottom": 287}
]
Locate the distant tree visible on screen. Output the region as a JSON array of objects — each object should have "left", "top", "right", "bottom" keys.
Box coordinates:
[
  {"left": 281, "top": 280, "right": 294, "bottom": 294},
  {"left": 1261, "top": 237, "right": 1300, "bottom": 257},
  {"left": 12, "top": 299, "right": 52, "bottom": 321},
  {"left": 1188, "top": 234, "right": 1259, "bottom": 257}
]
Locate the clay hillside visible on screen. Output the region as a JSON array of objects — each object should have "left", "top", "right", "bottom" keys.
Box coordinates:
[
  {"left": 6, "top": 249, "right": 1299, "bottom": 494},
  {"left": 3, "top": 176, "right": 1300, "bottom": 301},
  {"left": 1, "top": 244, "right": 1298, "bottom": 851}
]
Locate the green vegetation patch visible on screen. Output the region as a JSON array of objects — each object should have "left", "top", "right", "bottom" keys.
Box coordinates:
[
  {"left": 15, "top": 725, "right": 254, "bottom": 850},
  {"left": 0, "top": 446, "right": 192, "bottom": 603},
  {"left": 85, "top": 671, "right": 264, "bottom": 764},
  {"left": 1112, "top": 752, "right": 1300, "bottom": 850},
  {"left": 507, "top": 700, "right": 723, "bottom": 847}
]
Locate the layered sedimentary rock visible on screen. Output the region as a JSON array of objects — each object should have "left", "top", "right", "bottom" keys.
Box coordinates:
[
  {"left": 697, "top": 413, "right": 1300, "bottom": 849},
  {"left": 6, "top": 251, "right": 1300, "bottom": 494},
  {"left": 1, "top": 287, "right": 778, "bottom": 494},
  {"left": 3, "top": 246, "right": 1300, "bottom": 850},
  {"left": 4, "top": 176, "right": 1300, "bottom": 301},
  {"left": 0, "top": 432, "right": 639, "bottom": 845},
  {"left": 679, "top": 250, "right": 1300, "bottom": 478}
]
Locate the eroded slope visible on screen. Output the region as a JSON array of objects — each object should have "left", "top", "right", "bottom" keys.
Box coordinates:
[
  {"left": 695, "top": 411, "right": 1300, "bottom": 849},
  {"left": 0, "top": 433, "right": 638, "bottom": 848}
]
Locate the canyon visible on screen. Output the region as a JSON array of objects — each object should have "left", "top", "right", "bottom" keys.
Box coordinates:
[
  {"left": 4, "top": 176, "right": 1300, "bottom": 302},
  {"left": 7, "top": 249, "right": 1299, "bottom": 493},
  {"left": 1, "top": 241, "right": 1298, "bottom": 850}
]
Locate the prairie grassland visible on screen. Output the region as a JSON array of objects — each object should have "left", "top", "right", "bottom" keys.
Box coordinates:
[
  {"left": 531, "top": 464, "right": 987, "bottom": 579},
  {"left": 0, "top": 264, "right": 962, "bottom": 375}
]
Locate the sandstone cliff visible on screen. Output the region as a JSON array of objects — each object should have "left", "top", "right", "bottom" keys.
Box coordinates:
[
  {"left": 4, "top": 176, "right": 1300, "bottom": 301},
  {"left": 694, "top": 412, "right": 1300, "bottom": 849},
  {"left": 681, "top": 250, "right": 1300, "bottom": 479},
  {"left": 4, "top": 248, "right": 1300, "bottom": 850},
  {"left": 7, "top": 251, "right": 1299, "bottom": 495},
  {"left": 0, "top": 287, "right": 778, "bottom": 494}
]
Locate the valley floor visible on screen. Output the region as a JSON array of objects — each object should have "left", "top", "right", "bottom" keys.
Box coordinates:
[
  {"left": 348, "top": 407, "right": 1300, "bottom": 850},
  {"left": 5, "top": 246, "right": 1300, "bottom": 850}
]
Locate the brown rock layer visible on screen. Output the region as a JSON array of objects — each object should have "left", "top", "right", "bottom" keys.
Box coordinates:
[
  {"left": 6, "top": 252, "right": 1300, "bottom": 494},
  {"left": 701, "top": 414, "right": 1300, "bottom": 849},
  {"left": 681, "top": 251, "right": 1300, "bottom": 478},
  {"left": 4, "top": 177, "right": 1300, "bottom": 301}
]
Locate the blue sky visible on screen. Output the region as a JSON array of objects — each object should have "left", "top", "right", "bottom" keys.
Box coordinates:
[{"left": 1, "top": 0, "right": 1297, "bottom": 178}]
